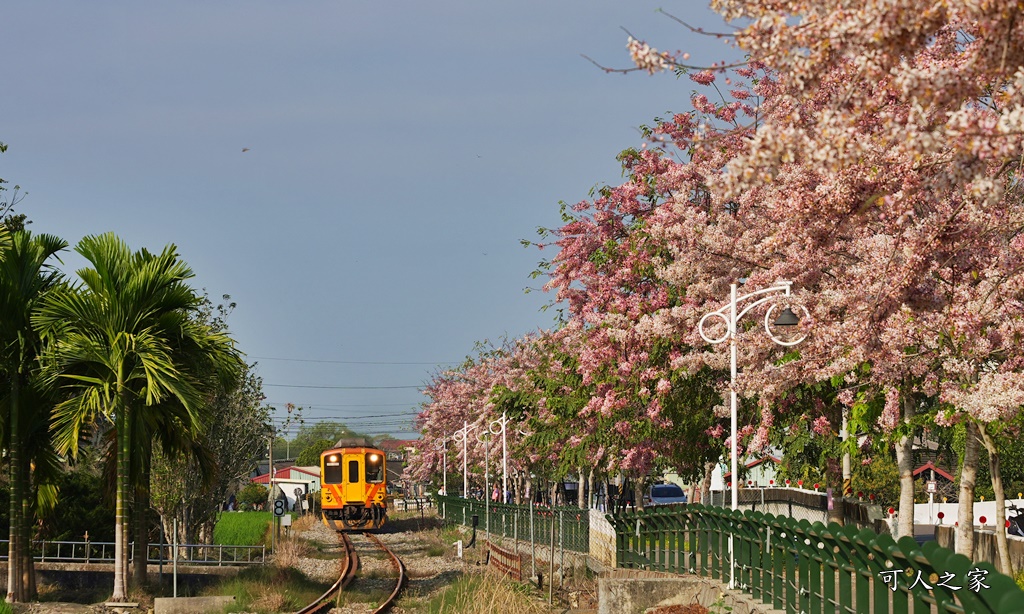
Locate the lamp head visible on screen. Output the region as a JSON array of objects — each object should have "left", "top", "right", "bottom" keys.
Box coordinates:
[{"left": 773, "top": 307, "right": 800, "bottom": 327}]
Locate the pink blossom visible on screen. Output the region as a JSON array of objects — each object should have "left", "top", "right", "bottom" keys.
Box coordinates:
[{"left": 690, "top": 70, "right": 716, "bottom": 85}]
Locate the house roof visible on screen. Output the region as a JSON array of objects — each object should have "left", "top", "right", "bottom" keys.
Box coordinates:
[
  {"left": 378, "top": 439, "right": 418, "bottom": 452},
  {"left": 723, "top": 455, "right": 781, "bottom": 479},
  {"left": 252, "top": 465, "right": 319, "bottom": 484},
  {"left": 912, "top": 460, "right": 954, "bottom": 482}
]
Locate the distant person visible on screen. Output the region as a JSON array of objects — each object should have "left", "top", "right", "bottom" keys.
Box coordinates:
[{"left": 492, "top": 485, "right": 500, "bottom": 502}]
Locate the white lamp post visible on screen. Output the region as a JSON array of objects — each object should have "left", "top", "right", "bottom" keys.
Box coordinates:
[
  {"left": 477, "top": 429, "right": 492, "bottom": 542},
  {"left": 453, "top": 421, "right": 478, "bottom": 498},
  {"left": 698, "top": 280, "right": 808, "bottom": 588},
  {"left": 433, "top": 436, "right": 448, "bottom": 496},
  {"left": 489, "top": 411, "right": 509, "bottom": 503}
]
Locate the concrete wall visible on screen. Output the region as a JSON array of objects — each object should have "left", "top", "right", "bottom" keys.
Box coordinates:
[
  {"left": 597, "top": 570, "right": 783, "bottom": 614},
  {"left": 913, "top": 497, "right": 1024, "bottom": 527},
  {"left": 935, "top": 526, "right": 1024, "bottom": 573},
  {"left": 589, "top": 508, "right": 616, "bottom": 569}
]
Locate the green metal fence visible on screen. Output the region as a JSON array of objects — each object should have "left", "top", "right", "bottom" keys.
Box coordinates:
[
  {"left": 608, "top": 503, "right": 1024, "bottom": 614},
  {"left": 435, "top": 495, "right": 589, "bottom": 552}
]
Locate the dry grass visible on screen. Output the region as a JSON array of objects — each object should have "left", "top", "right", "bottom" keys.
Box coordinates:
[
  {"left": 273, "top": 536, "right": 313, "bottom": 569},
  {"left": 292, "top": 513, "right": 319, "bottom": 532},
  {"left": 425, "top": 569, "right": 555, "bottom": 614},
  {"left": 250, "top": 587, "right": 287, "bottom": 613}
]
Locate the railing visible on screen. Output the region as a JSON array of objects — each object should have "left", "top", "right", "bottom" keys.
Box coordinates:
[
  {"left": 608, "top": 503, "right": 1024, "bottom": 614},
  {"left": 0, "top": 540, "right": 265, "bottom": 566},
  {"left": 435, "top": 495, "right": 589, "bottom": 552}
]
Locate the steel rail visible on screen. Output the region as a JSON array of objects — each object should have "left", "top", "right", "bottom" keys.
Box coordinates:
[
  {"left": 365, "top": 532, "right": 407, "bottom": 613},
  {"left": 296, "top": 532, "right": 358, "bottom": 614}
]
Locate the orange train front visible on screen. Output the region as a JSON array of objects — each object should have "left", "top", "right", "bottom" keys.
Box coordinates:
[{"left": 320, "top": 446, "right": 388, "bottom": 530}]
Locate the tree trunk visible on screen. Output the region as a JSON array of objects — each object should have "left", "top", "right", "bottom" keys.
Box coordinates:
[
  {"left": 19, "top": 447, "right": 35, "bottom": 601},
  {"left": 956, "top": 420, "right": 980, "bottom": 558},
  {"left": 112, "top": 405, "right": 128, "bottom": 602},
  {"left": 132, "top": 457, "right": 151, "bottom": 586},
  {"left": 895, "top": 394, "right": 916, "bottom": 539},
  {"left": 7, "top": 375, "right": 23, "bottom": 602},
  {"left": 579, "top": 467, "right": 587, "bottom": 510},
  {"left": 700, "top": 461, "right": 715, "bottom": 505},
  {"left": 634, "top": 479, "right": 645, "bottom": 512},
  {"left": 978, "top": 425, "right": 1012, "bottom": 574},
  {"left": 587, "top": 468, "right": 595, "bottom": 510}
]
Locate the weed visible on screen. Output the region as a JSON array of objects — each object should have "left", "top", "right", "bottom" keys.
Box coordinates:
[
  {"left": 273, "top": 536, "right": 312, "bottom": 569},
  {"left": 209, "top": 565, "right": 331, "bottom": 613},
  {"left": 424, "top": 571, "right": 551, "bottom": 614}
]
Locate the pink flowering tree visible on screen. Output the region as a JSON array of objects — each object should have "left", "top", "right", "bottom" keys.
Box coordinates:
[{"left": 616, "top": 4, "right": 1024, "bottom": 569}]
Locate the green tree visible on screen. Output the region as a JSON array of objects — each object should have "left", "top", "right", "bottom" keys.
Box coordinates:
[
  {"left": 290, "top": 421, "right": 369, "bottom": 455},
  {"left": 296, "top": 438, "right": 335, "bottom": 466},
  {"left": 235, "top": 482, "right": 268, "bottom": 511},
  {"left": 0, "top": 230, "right": 67, "bottom": 602},
  {"left": 36, "top": 233, "right": 240, "bottom": 602}
]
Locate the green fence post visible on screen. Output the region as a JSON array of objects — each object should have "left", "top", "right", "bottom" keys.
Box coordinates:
[
  {"left": 771, "top": 515, "right": 785, "bottom": 611},
  {"left": 804, "top": 522, "right": 826, "bottom": 614}
]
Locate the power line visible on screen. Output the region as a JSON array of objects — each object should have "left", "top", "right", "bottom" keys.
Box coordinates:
[
  {"left": 269, "top": 412, "right": 420, "bottom": 421},
  {"left": 264, "top": 384, "right": 423, "bottom": 389},
  {"left": 252, "top": 355, "right": 456, "bottom": 365},
  {"left": 267, "top": 402, "right": 417, "bottom": 408}
]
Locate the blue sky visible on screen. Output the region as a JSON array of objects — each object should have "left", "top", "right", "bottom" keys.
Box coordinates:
[{"left": 1, "top": 1, "right": 737, "bottom": 440}]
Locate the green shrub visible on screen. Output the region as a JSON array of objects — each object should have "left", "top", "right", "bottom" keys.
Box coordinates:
[{"left": 236, "top": 482, "right": 269, "bottom": 511}]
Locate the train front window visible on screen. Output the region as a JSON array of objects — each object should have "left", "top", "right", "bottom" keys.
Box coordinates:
[
  {"left": 348, "top": 460, "right": 360, "bottom": 483},
  {"left": 324, "top": 453, "right": 342, "bottom": 484},
  {"left": 365, "top": 453, "right": 384, "bottom": 483}
]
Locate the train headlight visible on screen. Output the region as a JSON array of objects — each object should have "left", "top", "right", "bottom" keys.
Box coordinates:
[
  {"left": 328, "top": 455, "right": 338, "bottom": 463},
  {"left": 369, "top": 454, "right": 380, "bottom": 462}
]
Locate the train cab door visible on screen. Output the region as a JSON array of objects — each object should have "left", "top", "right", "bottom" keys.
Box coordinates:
[{"left": 342, "top": 452, "right": 364, "bottom": 503}]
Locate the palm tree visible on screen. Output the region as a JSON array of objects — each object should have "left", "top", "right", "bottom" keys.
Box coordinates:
[
  {"left": 0, "top": 230, "right": 67, "bottom": 602},
  {"left": 35, "top": 232, "right": 240, "bottom": 601}
]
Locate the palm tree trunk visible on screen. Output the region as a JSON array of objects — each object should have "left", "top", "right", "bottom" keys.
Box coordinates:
[
  {"left": 977, "top": 425, "right": 1012, "bottom": 574},
  {"left": 133, "top": 455, "right": 151, "bottom": 586},
  {"left": 20, "top": 450, "right": 35, "bottom": 600},
  {"left": 956, "top": 420, "right": 980, "bottom": 558},
  {"left": 112, "top": 407, "right": 128, "bottom": 602},
  {"left": 7, "top": 374, "right": 23, "bottom": 602}
]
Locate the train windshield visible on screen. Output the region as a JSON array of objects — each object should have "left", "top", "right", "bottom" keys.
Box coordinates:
[
  {"left": 323, "top": 453, "right": 342, "bottom": 484},
  {"left": 365, "top": 453, "right": 384, "bottom": 483}
]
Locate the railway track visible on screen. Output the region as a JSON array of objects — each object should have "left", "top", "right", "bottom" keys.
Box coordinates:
[{"left": 297, "top": 531, "right": 406, "bottom": 614}]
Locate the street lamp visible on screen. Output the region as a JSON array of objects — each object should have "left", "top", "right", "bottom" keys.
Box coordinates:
[
  {"left": 698, "top": 280, "right": 809, "bottom": 588},
  {"left": 477, "top": 429, "right": 492, "bottom": 543},
  {"left": 489, "top": 411, "right": 510, "bottom": 503},
  {"left": 452, "top": 421, "right": 479, "bottom": 498},
  {"left": 433, "top": 436, "right": 447, "bottom": 497}
]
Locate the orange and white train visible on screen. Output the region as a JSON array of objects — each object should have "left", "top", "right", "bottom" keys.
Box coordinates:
[{"left": 319, "top": 443, "right": 388, "bottom": 530}]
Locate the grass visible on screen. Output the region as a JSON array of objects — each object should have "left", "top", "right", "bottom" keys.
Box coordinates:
[
  {"left": 421, "top": 571, "right": 554, "bottom": 614},
  {"left": 205, "top": 565, "right": 332, "bottom": 614},
  {"left": 213, "top": 510, "right": 298, "bottom": 546},
  {"left": 214, "top": 511, "right": 273, "bottom": 546}
]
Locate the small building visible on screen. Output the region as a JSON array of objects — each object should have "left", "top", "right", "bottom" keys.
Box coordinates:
[
  {"left": 721, "top": 454, "right": 782, "bottom": 488},
  {"left": 252, "top": 465, "right": 321, "bottom": 509}
]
